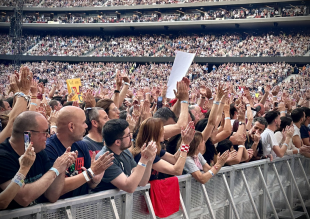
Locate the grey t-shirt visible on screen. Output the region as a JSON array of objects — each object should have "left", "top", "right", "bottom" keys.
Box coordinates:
[
  {"left": 82, "top": 135, "right": 104, "bottom": 154},
  {"left": 92, "top": 146, "right": 137, "bottom": 192},
  {"left": 184, "top": 153, "right": 207, "bottom": 174}
]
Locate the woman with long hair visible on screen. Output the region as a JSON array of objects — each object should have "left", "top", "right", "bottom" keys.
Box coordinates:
[{"left": 131, "top": 118, "right": 195, "bottom": 181}]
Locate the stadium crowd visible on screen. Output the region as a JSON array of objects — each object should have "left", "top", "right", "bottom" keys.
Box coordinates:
[
  {"left": 1, "top": 31, "right": 309, "bottom": 57},
  {"left": 0, "top": 60, "right": 310, "bottom": 211}
]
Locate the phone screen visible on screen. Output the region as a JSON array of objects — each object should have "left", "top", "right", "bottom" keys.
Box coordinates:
[
  {"left": 24, "top": 132, "right": 31, "bottom": 150},
  {"left": 157, "top": 96, "right": 163, "bottom": 110}
]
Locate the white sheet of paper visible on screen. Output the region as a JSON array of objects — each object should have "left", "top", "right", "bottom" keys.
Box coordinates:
[{"left": 166, "top": 51, "right": 196, "bottom": 98}]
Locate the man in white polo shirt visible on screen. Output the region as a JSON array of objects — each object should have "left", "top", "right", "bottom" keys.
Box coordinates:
[{"left": 261, "top": 111, "right": 294, "bottom": 158}]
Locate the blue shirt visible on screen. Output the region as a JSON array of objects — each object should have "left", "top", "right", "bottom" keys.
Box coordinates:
[
  {"left": 45, "top": 134, "right": 91, "bottom": 199},
  {"left": 134, "top": 149, "right": 166, "bottom": 181}
]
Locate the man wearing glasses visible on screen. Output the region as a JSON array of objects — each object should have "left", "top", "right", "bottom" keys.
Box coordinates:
[
  {"left": 45, "top": 106, "right": 114, "bottom": 199},
  {"left": 0, "top": 111, "right": 74, "bottom": 209},
  {"left": 92, "top": 119, "right": 157, "bottom": 193}
]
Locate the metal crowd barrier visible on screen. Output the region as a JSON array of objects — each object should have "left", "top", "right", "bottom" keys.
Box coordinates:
[{"left": 1, "top": 155, "right": 310, "bottom": 219}]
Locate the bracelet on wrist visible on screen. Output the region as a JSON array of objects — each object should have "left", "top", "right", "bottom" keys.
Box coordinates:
[
  {"left": 124, "top": 82, "right": 130, "bottom": 86},
  {"left": 138, "top": 162, "right": 147, "bottom": 167},
  {"left": 213, "top": 101, "right": 220, "bottom": 105},
  {"left": 208, "top": 170, "right": 215, "bottom": 177},
  {"left": 225, "top": 117, "right": 230, "bottom": 120},
  {"left": 283, "top": 143, "right": 288, "bottom": 147},
  {"left": 180, "top": 144, "right": 190, "bottom": 153},
  {"left": 181, "top": 100, "right": 189, "bottom": 104},
  {"left": 114, "top": 90, "right": 120, "bottom": 93},
  {"left": 50, "top": 167, "right": 59, "bottom": 177},
  {"left": 246, "top": 104, "right": 250, "bottom": 107},
  {"left": 238, "top": 145, "right": 245, "bottom": 148},
  {"left": 86, "top": 169, "right": 94, "bottom": 180},
  {"left": 30, "top": 102, "right": 37, "bottom": 106},
  {"left": 83, "top": 171, "right": 91, "bottom": 182}
]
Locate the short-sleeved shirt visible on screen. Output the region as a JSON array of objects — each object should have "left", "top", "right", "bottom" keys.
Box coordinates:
[
  {"left": 82, "top": 135, "right": 104, "bottom": 155},
  {"left": 45, "top": 134, "right": 91, "bottom": 199},
  {"left": 293, "top": 124, "right": 301, "bottom": 138},
  {"left": 184, "top": 153, "right": 206, "bottom": 174},
  {"left": 0, "top": 138, "right": 51, "bottom": 209},
  {"left": 134, "top": 149, "right": 166, "bottom": 181},
  {"left": 92, "top": 146, "right": 137, "bottom": 192},
  {"left": 300, "top": 124, "right": 310, "bottom": 139},
  {"left": 261, "top": 128, "right": 279, "bottom": 158}
]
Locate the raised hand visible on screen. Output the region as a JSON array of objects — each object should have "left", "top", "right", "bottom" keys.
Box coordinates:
[
  {"left": 173, "top": 81, "right": 189, "bottom": 102},
  {"left": 19, "top": 142, "right": 36, "bottom": 172},
  {"left": 9, "top": 74, "right": 19, "bottom": 94},
  {"left": 82, "top": 90, "right": 96, "bottom": 108},
  {"left": 141, "top": 141, "right": 158, "bottom": 162},
  {"left": 253, "top": 133, "right": 261, "bottom": 143},
  {"left": 286, "top": 125, "right": 295, "bottom": 138},
  {"left": 17, "top": 66, "right": 32, "bottom": 95},
  {"left": 271, "top": 86, "right": 280, "bottom": 96},
  {"left": 48, "top": 110, "right": 59, "bottom": 126},
  {"left": 126, "top": 114, "right": 136, "bottom": 133},
  {"left": 30, "top": 79, "right": 38, "bottom": 97},
  {"left": 67, "top": 92, "right": 75, "bottom": 102},
  {"left": 216, "top": 150, "right": 229, "bottom": 167},
  {"left": 116, "top": 70, "right": 123, "bottom": 90},
  {"left": 181, "top": 121, "right": 195, "bottom": 145},
  {"left": 90, "top": 151, "right": 114, "bottom": 175},
  {"left": 141, "top": 99, "right": 152, "bottom": 121},
  {"left": 216, "top": 83, "right": 227, "bottom": 101},
  {"left": 52, "top": 147, "right": 76, "bottom": 174}
]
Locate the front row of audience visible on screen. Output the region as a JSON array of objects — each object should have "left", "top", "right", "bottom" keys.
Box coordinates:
[{"left": 0, "top": 69, "right": 310, "bottom": 211}]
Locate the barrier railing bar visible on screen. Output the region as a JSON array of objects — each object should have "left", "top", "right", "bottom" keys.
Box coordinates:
[
  {"left": 65, "top": 206, "right": 73, "bottom": 219},
  {"left": 122, "top": 193, "right": 133, "bottom": 219},
  {"left": 258, "top": 166, "right": 279, "bottom": 219},
  {"left": 110, "top": 197, "right": 120, "bottom": 219},
  {"left": 298, "top": 158, "right": 310, "bottom": 192},
  {"left": 228, "top": 169, "right": 235, "bottom": 219},
  {"left": 222, "top": 173, "right": 240, "bottom": 219},
  {"left": 240, "top": 170, "right": 261, "bottom": 219},
  {"left": 272, "top": 163, "right": 295, "bottom": 219},
  {"left": 201, "top": 184, "right": 216, "bottom": 219},
  {"left": 143, "top": 190, "right": 156, "bottom": 219},
  {"left": 179, "top": 193, "right": 189, "bottom": 219},
  {"left": 286, "top": 160, "right": 310, "bottom": 219}
]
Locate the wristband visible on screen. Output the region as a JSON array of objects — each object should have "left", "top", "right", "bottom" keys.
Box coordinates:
[
  {"left": 86, "top": 169, "right": 93, "bottom": 179},
  {"left": 246, "top": 104, "right": 250, "bottom": 107},
  {"left": 213, "top": 101, "right": 220, "bottom": 105},
  {"left": 88, "top": 168, "right": 95, "bottom": 177},
  {"left": 273, "top": 96, "right": 277, "bottom": 98},
  {"left": 225, "top": 117, "right": 230, "bottom": 120},
  {"left": 283, "top": 143, "right": 288, "bottom": 147},
  {"left": 179, "top": 155, "right": 186, "bottom": 159},
  {"left": 181, "top": 100, "right": 189, "bottom": 104},
  {"left": 114, "top": 90, "right": 120, "bottom": 93},
  {"left": 51, "top": 126, "right": 57, "bottom": 129},
  {"left": 30, "top": 102, "right": 37, "bottom": 106},
  {"left": 280, "top": 111, "right": 287, "bottom": 114},
  {"left": 145, "top": 92, "right": 151, "bottom": 95},
  {"left": 180, "top": 144, "right": 190, "bottom": 153},
  {"left": 82, "top": 171, "right": 91, "bottom": 182},
  {"left": 12, "top": 178, "right": 24, "bottom": 187},
  {"left": 297, "top": 148, "right": 300, "bottom": 154},
  {"left": 138, "top": 162, "right": 146, "bottom": 167},
  {"left": 124, "top": 82, "right": 130, "bottom": 86},
  {"left": 208, "top": 170, "right": 215, "bottom": 177},
  {"left": 238, "top": 145, "right": 245, "bottom": 148},
  {"left": 50, "top": 167, "right": 59, "bottom": 177},
  {"left": 201, "top": 96, "right": 206, "bottom": 99},
  {"left": 209, "top": 98, "right": 214, "bottom": 100}
]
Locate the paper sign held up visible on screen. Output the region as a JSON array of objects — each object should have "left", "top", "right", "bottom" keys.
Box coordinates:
[{"left": 166, "top": 51, "right": 196, "bottom": 98}]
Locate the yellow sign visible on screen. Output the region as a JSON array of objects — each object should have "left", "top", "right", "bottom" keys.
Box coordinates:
[{"left": 66, "top": 78, "right": 83, "bottom": 103}]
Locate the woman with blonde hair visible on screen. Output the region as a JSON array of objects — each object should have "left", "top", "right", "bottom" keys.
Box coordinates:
[{"left": 132, "top": 118, "right": 195, "bottom": 181}]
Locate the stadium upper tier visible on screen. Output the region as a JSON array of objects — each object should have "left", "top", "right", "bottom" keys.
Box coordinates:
[
  {"left": 1, "top": 31, "right": 309, "bottom": 57},
  {"left": 0, "top": 0, "right": 304, "bottom": 9}
]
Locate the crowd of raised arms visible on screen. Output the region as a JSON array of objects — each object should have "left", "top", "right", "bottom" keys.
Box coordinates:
[
  {"left": 0, "top": 61, "right": 310, "bottom": 210},
  {"left": 1, "top": 31, "right": 310, "bottom": 57}
]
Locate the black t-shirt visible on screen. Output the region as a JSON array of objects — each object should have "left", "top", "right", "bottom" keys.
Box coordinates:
[
  {"left": 0, "top": 138, "right": 51, "bottom": 209},
  {"left": 134, "top": 149, "right": 166, "bottom": 181},
  {"left": 92, "top": 146, "right": 137, "bottom": 192},
  {"left": 45, "top": 134, "right": 91, "bottom": 199},
  {"left": 82, "top": 135, "right": 104, "bottom": 155}
]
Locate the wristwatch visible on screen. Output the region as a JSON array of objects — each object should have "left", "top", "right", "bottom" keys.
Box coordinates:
[
  {"left": 239, "top": 122, "right": 245, "bottom": 125},
  {"left": 14, "top": 92, "right": 30, "bottom": 102}
]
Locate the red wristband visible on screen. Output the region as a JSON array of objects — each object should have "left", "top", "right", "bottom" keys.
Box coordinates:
[{"left": 181, "top": 144, "right": 190, "bottom": 153}]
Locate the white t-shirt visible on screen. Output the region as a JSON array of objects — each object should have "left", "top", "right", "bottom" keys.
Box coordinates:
[
  {"left": 293, "top": 124, "right": 301, "bottom": 138},
  {"left": 261, "top": 128, "right": 279, "bottom": 158}
]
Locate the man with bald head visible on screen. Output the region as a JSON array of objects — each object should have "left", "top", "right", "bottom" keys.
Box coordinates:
[
  {"left": 0, "top": 111, "right": 73, "bottom": 209},
  {"left": 45, "top": 106, "right": 114, "bottom": 199}
]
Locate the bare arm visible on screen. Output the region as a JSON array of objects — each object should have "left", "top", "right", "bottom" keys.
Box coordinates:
[
  {"left": 292, "top": 135, "right": 302, "bottom": 148},
  {"left": 48, "top": 85, "right": 56, "bottom": 99},
  {"left": 119, "top": 84, "right": 129, "bottom": 108},
  {"left": 171, "top": 99, "right": 181, "bottom": 118}
]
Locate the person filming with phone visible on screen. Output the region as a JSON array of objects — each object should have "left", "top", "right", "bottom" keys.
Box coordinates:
[{"left": 0, "top": 111, "right": 76, "bottom": 209}]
